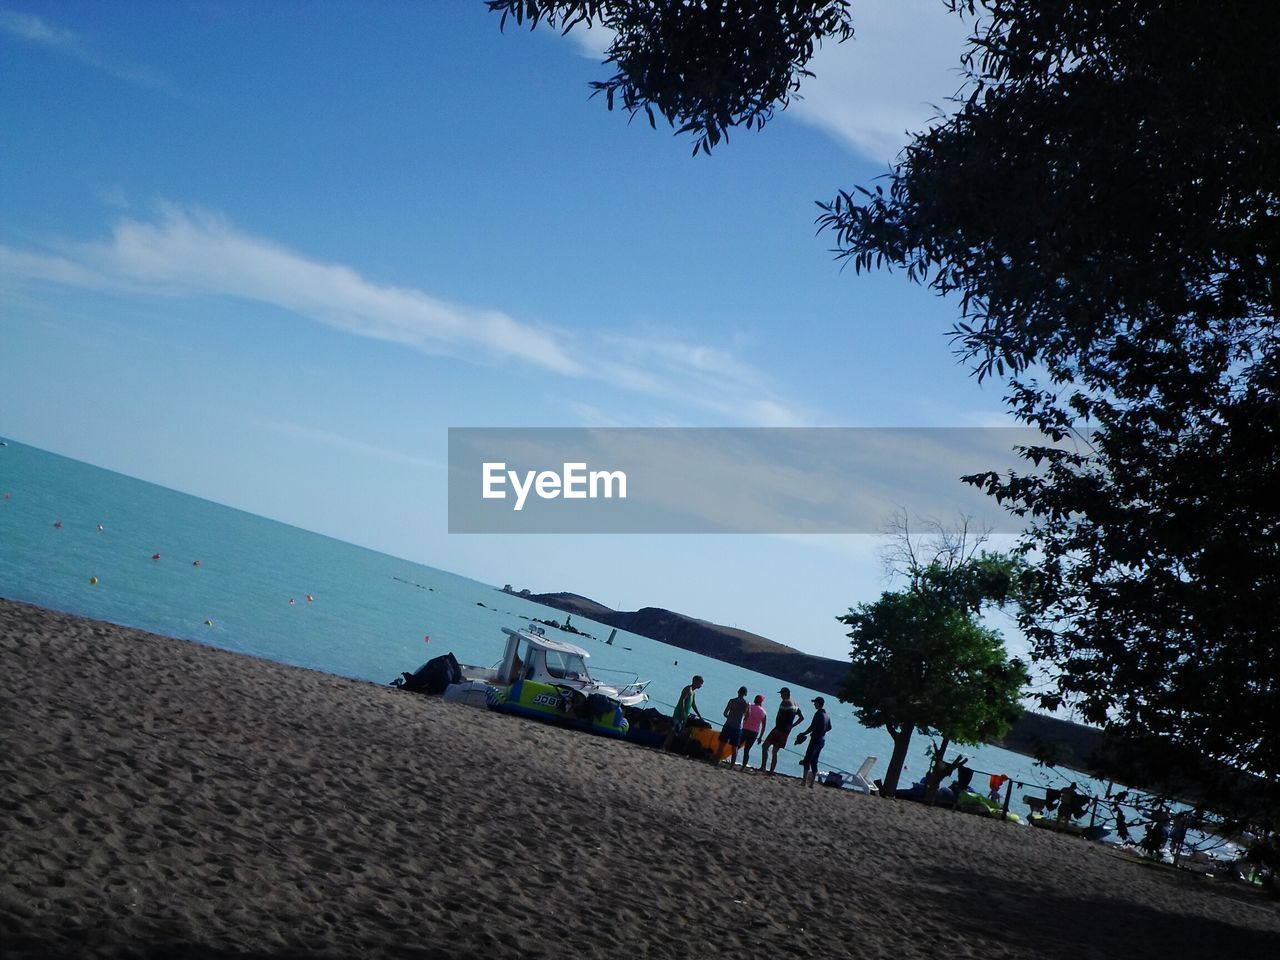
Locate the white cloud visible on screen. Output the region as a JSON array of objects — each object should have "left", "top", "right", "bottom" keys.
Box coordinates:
[
  {"left": 0, "top": 8, "right": 70, "bottom": 44},
  {"left": 0, "top": 207, "right": 809, "bottom": 427},
  {"left": 594, "top": 331, "right": 814, "bottom": 425},
  {"left": 788, "top": 0, "right": 975, "bottom": 162},
  {"left": 0, "top": 8, "right": 172, "bottom": 89},
  {"left": 566, "top": 24, "right": 612, "bottom": 60},
  {"left": 606, "top": 335, "right": 761, "bottom": 388},
  {"left": 104, "top": 207, "right": 582, "bottom": 375}
]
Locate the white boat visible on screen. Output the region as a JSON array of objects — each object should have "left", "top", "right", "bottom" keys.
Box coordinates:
[{"left": 438, "top": 626, "right": 650, "bottom": 735}]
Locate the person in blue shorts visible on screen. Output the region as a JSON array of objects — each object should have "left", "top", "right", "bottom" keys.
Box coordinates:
[
  {"left": 718, "top": 686, "right": 749, "bottom": 766},
  {"left": 795, "top": 696, "right": 832, "bottom": 788}
]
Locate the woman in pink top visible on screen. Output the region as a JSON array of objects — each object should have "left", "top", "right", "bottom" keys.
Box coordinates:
[{"left": 740, "top": 694, "right": 768, "bottom": 770}]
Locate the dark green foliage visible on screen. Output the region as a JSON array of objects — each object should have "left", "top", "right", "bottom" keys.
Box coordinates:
[
  {"left": 487, "top": 1, "right": 854, "bottom": 154},
  {"left": 837, "top": 555, "right": 1028, "bottom": 795},
  {"left": 816, "top": 1, "right": 1280, "bottom": 782}
]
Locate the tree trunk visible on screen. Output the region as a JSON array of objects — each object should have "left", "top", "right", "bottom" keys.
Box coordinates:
[
  {"left": 924, "top": 735, "right": 951, "bottom": 804},
  {"left": 880, "top": 724, "right": 914, "bottom": 797}
]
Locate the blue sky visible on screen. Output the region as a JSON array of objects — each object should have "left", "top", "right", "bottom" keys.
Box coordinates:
[{"left": 1, "top": 1, "right": 1018, "bottom": 659}]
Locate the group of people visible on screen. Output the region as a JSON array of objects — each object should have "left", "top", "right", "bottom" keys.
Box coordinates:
[{"left": 663, "top": 675, "right": 833, "bottom": 787}]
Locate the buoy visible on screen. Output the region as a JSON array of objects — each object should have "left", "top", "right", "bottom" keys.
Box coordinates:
[
  {"left": 54, "top": 520, "right": 63, "bottom": 529},
  {"left": 3, "top": 492, "right": 10, "bottom": 500},
  {"left": 204, "top": 619, "right": 213, "bottom": 626},
  {"left": 192, "top": 560, "right": 201, "bottom": 567},
  {"left": 288, "top": 598, "right": 296, "bottom": 605},
  {"left": 306, "top": 594, "right": 313, "bottom": 602},
  {"left": 151, "top": 553, "right": 161, "bottom": 560},
  {"left": 89, "top": 576, "right": 98, "bottom": 585},
  {"left": 96, "top": 523, "right": 104, "bottom": 533},
  {"left": 423, "top": 634, "right": 430, "bottom": 644}
]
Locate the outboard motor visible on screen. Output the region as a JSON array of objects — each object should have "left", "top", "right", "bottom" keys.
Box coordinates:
[{"left": 392, "top": 652, "right": 462, "bottom": 694}]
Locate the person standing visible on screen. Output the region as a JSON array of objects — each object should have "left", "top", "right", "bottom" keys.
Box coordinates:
[
  {"left": 663, "top": 675, "right": 705, "bottom": 752},
  {"left": 795, "top": 696, "right": 832, "bottom": 788},
  {"left": 759, "top": 687, "right": 804, "bottom": 775},
  {"left": 719, "top": 686, "right": 750, "bottom": 767},
  {"left": 740, "top": 694, "right": 768, "bottom": 770}
]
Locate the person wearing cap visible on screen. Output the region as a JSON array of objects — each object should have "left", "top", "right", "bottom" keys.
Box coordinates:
[
  {"left": 758, "top": 687, "right": 804, "bottom": 775},
  {"left": 740, "top": 693, "right": 768, "bottom": 770},
  {"left": 663, "top": 675, "right": 705, "bottom": 752},
  {"left": 718, "top": 686, "right": 750, "bottom": 766},
  {"left": 795, "top": 696, "right": 832, "bottom": 788}
]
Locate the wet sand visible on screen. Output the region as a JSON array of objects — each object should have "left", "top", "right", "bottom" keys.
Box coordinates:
[{"left": 2, "top": 597, "right": 1277, "bottom": 959}]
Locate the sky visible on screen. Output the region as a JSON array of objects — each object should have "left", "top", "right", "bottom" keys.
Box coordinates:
[{"left": 0, "top": 1, "right": 1022, "bottom": 660}]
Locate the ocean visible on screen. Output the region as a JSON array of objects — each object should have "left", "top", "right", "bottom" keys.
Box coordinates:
[{"left": 0, "top": 439, "right": 1104, "bottom": 816}]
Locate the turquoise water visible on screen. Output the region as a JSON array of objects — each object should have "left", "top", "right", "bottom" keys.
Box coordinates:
[{"left": 0, "top": 439, "right": 1100, "bottom": 813}]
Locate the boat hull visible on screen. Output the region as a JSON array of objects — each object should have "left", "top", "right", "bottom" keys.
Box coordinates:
[
  {"left": 485, "top": 678, "right": 629, "bottom": 738},
  {"left": 441, "top": 679, "right": 492, "bottom": 708}
]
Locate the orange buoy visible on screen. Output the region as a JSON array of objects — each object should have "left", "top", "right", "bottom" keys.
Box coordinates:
[
  {"left": 151, "top": 553, "right": 161, "bottom": 560},
  {"left": 423, "top": 634, "right": 430, "bottom": 644}
]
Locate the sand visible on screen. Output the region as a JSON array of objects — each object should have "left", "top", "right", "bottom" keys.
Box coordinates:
[{"left": 2, "top": 598, "right": 1277, "bottom": 959}]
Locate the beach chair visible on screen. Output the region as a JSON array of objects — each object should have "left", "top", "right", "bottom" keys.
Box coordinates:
[{"left": 848, "top": 756, "right": 878, "bottom": 794}]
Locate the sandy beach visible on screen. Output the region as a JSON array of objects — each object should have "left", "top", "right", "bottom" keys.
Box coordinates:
[{"left": 2, "top": 597, "right": 1277, "bottom": 959}]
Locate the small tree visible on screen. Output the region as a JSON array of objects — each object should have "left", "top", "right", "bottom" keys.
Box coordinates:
[{"left": 837, "top": 549, "right": 1027, "bottom": 797}]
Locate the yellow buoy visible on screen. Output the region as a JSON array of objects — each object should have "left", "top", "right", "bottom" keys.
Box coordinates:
[
  {"left": 89, "top": 576, "right": 98, "bottom": 585},
  {"left": 204, "top": 619, "right": 214, "bottom": 626}
]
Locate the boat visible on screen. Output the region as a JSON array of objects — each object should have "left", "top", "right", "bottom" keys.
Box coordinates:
[{"left": 429, "top": 626, "right": 650, "bottom": 738}]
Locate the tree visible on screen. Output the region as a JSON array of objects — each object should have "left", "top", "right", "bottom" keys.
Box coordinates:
[
  {"left": 840, "top": 518, "right": 1027, "bottom": 797},
  {"left": 836, "top": 558, "right": 1027, "bottom": 797},
  {"left": 488, "top": 1, "right": 1280, "bottom": 786},
  {"left": 816, "top": 2, "right": 1280, "bottom": 783},
  {"left": 486, "top": 1, "right": 854, "bottom": 154}
]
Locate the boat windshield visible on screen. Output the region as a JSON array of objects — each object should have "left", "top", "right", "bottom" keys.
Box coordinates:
[{"left": 543, "top": 650, "right": 589, "bottom": 681}]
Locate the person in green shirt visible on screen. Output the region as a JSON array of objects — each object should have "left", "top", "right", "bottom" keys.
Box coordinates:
[{"left": 663, "top": 675, "right": 705, "bottom": 751}]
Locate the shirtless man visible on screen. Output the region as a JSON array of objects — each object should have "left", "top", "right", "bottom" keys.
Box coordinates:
[
  {"left": 719, "top": 686, "right": 750, "bottom": 767},
  {"left": 758, "top": 687, "right": 804, "bottom": 775}
]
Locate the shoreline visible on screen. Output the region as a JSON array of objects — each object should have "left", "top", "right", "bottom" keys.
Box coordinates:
[{"left": 2, "top": 596, "right": 1277, "bottom": 958}]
